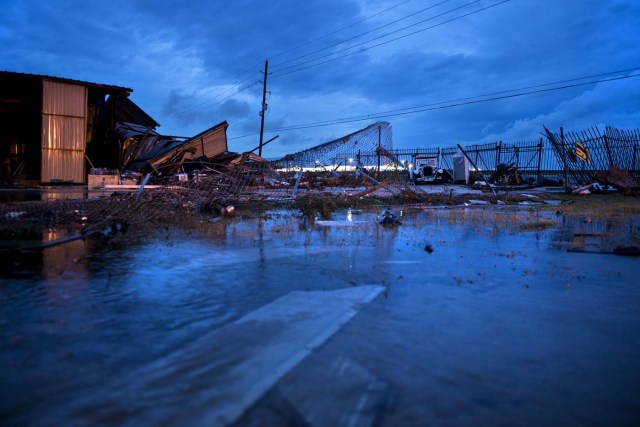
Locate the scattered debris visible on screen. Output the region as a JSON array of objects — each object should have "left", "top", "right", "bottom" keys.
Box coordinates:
[
  {"left": 353, "top": 180, "right": 393, "bottom": 197},
  {"left": 572, "top": 183, "right": 617, "bottom": 195},
  {"left": 377, "top": 208, "right": 401, "bottom": 226},
  {"left": 315, "top": 220, "right": 365, "bottom": 227},
  {"left": 568, "top": 246, "right": 640, "bottom": 256},
  {"left": 489, "top": 163, "right": 522, "bottom": 185},
  {"left": 518, "top": 201, "right": 543, "bottom": 206},
  {"left": 612, "top": 246, "right": 640, "bottom": 256},
  {"left": 594, "top": 165, "right": 639, "bottom": 192},
  {"left": 4, "top": 211, "right": 26, "bottom": 219}
]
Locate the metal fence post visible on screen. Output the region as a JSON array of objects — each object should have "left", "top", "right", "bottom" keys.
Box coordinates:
[
  {"left": 603, "top": 134, "right": 614, "bottom": 167},
  {"left": 536, "top": 138, "right": 543, "bottom": 183},
  {"left": 457, "top": 144, "right": 496, "bottom": 196}
]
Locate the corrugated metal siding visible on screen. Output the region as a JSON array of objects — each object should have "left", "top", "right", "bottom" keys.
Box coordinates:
[
  {"left": 40, "top": 150, "right": 86, "bottom": 183},
  {"left": 41, "top": 80, "right": 87, "bottom": 183},
  {"left": 187, "top": 123, "right": 228, "bottom": 159},
  {"left": 42, "top": 80, "right": 86, "bottom": 117},
  {"left": 41, "top": 115, "right": 86, "bottom": 150}
]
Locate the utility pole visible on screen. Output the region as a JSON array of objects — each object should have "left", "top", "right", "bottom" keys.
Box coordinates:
[{"left": 258, "top": 60, "right": 269, "bottom": 157}]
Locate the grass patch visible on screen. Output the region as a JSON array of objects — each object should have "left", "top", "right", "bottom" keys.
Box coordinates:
[{"left": 518, "top": 219, "right": 558, "bottom": 231}]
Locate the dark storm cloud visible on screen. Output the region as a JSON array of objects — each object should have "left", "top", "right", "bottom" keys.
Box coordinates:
[
  {"left": 126, "top": 0, "right": 361, "bottom": 78},
  {"left": 219, "top": 99, "right": 252, "bottom": 119},
  {"left": 1, "top": 0, "right": 638, "bottom": 156}
]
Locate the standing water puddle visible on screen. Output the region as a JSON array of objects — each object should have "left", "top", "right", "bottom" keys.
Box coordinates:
[{"left": 1, "top": 208, "right": 639, "bottom": 426}]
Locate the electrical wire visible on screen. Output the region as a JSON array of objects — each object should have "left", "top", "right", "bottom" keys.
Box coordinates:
[
  {"left": 267, "top": 0, "right": 415, "bottom": 62},
  {"left": 270, "top": 0, "right": 509, "bottom": 78},
  {"left": 228, "top": 69, "right": 640, "bottom": 140},
  {"left": 161, "top": 79, "right": 262, "bottom": 127},
  {"left": 162, "top": 71, "right": 261, "bottom": 122},
  {"left": 163, "top": 1, "right": 418, "bottom": 122},
  {"left": 159, "top": 1, "right": 500, "bottom": 127},
  {"left": 277, "top": 67, "right": 640, "bottom": 127},
  {"left": 270, "top": 0, "right": 451, "bottom": 70}
]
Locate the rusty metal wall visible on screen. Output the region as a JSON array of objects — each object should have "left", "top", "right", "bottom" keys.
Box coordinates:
[{"left": 41, "top": 80, "right": 87, "bottom": 183}]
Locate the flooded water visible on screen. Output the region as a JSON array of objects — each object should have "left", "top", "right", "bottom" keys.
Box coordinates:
[{"left": 1, "top": 207, "right": 639, "bottom": 426}]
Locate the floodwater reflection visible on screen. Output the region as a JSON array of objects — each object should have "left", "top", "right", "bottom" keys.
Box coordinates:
[{"left": 1, "top": 208, "right": 639, "bottom": 426}]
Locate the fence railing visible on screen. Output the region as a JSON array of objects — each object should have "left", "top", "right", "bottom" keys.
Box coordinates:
[{"left": 272, "top": 126, "right": 640, "bottom": 187}]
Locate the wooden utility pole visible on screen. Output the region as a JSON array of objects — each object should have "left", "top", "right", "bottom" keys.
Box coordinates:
[{"left": 258, "top": 60, "right": 269, "bottom": 157}]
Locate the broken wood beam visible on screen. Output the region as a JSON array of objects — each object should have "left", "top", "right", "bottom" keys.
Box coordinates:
[{"left": 353, "top": 180, "right": 393, "bottom": 197}]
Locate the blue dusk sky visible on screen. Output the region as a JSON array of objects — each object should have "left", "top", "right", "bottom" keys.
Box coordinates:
[{"left": 1, "top": 0, "right": 639, "bottom": 157}]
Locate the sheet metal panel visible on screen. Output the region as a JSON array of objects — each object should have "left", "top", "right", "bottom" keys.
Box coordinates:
[
  {"left": 41, "top": 80, "right": 87, "bottom": 183},
  {"left": 40, "top": 150, "right": 85, "bottom": 183},
  {"left": 42, "top": 80, "right": 87, "bottom": 117},
  {"left": 147, "top": 123, "right": 228, "bottom": 167},
  {"left": 41, "top": 115, "right": 86, "bottom": 150},
  {"left": 187, "top": 123, "right": 228, "bottom": 158}
]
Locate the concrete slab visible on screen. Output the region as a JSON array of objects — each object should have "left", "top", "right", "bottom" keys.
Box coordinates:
[
  {"left": 73, "top": 286, "right": 385, "bottom": 426},
  {"left": 280, "top": 356, "right": 390, "bottom": 427}
]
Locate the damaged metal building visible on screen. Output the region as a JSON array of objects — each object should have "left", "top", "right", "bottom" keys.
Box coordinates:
[{"left": 0, "top": 71, "right": 229, "bottom": 184}]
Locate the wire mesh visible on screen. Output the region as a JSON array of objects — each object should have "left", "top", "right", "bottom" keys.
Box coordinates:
[
  {"left": 0, "top": 121, "right": 416, "bottom": 246},
  {"left": 1, "top": 124, "right": 639, "bottom": 248}
]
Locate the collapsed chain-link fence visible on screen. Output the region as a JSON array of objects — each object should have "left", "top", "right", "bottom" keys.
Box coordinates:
[
  {"left": 1, "top": 123, "right": 639, "bottom": 248},
  {"left": 0, "top": 122, "right": 422, "bottom": 247}
]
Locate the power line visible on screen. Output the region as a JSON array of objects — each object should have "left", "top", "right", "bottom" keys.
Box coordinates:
[
  {"left": 276, "top": 73, "right": 640, "bottom": 130},
  {"left": 161, "top": 79, "right": 262, "bottom": 127},
  {"left": 162, "top": 1, "right": 418, "bottom": 124},
  {"left": 270, "top": 0, "right": 451, "bottom": 71},
  {"left": 162, "top": 71, "right": 261, "bottom": 122},
  {"left": 158, "top": 1, "right": 501, "bottom": 129},
  {"left": 270, "top": 0, "right": 499, "bottom": 77},
  {"left": 228, "top": 69, "right": 640, "bottom": 140},
  {"left": 268, "top": 0, "right": 415, "bottom": 62},
  {"left": 279, "top": 67, "right": 640, "bottom": 127}
]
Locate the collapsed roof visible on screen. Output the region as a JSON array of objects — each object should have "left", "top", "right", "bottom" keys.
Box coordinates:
[{"left": 114, "top": 121, "right": 229, "bottom": 174}]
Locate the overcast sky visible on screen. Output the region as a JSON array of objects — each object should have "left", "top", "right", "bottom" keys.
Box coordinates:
[{"left": 1, "top": 0, "right": 639, "bottom": 157}]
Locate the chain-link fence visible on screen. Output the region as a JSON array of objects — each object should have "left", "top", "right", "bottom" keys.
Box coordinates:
[{"left": 1, "top": 123, "right": 639, "bottom": 248}]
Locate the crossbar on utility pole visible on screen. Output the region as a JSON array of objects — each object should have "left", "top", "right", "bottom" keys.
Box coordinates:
[{"left": 258, "top": 60, "right": 269, "bottom": 157}]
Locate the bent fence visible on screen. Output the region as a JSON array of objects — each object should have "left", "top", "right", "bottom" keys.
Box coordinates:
[
  {"left": 545, "top": 126, "right": 640, "bottom": 187},
  {"left": 1, "top": 124, "right": 639, "bottom": 246}
]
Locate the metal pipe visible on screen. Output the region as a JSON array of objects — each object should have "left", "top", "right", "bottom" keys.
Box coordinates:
[{"left": 457, "top": 144, "right": 496, "bottom": 196}]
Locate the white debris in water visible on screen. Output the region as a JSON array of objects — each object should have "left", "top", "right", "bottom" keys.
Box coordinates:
[
  {"left": 5, "top": 211, "right": 26, "bottom": 218},
  {"left": 315, "top": 220, "right": 366, "bottom": 227}
]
